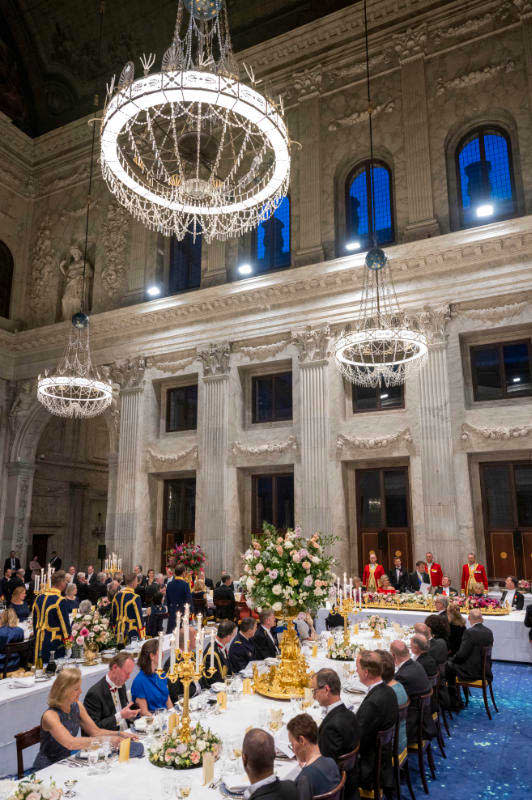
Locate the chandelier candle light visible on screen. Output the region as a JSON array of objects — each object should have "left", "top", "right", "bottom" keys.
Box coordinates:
[
  {"left": 100, "top": 0, "right": 291, "bottom": 241},
  {"left": 334, "top": 0, "right": 428, "bottom": 387}
]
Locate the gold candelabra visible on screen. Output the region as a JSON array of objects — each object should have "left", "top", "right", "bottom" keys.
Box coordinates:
[
  {"left": 253, "top": 616, "right": 313, "bottom": 700},
  {"left": 157, "top": 648, "right": 215, "bottom": 742},
  {"left": 333, "top": 595, "right": 358, "bottom": 647}
]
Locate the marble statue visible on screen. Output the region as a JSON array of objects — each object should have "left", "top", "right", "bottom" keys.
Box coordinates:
[{"left": 59, "top": 245, "right": 93, "bottom": 321}]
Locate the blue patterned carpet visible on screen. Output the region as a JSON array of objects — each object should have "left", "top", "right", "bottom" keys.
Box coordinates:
[{"left": 404, "top": 662, "right": 532, "bottom": 800}]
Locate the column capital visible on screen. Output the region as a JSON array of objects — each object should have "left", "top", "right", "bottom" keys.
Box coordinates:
[
  {"left": 292, "top": 326, "right": 331, "bottom": 364},
  {"left": 198, "top": 342, "right": 231, "bottom": 378},
  {"left": 393, "top": 24, "right": 427, "bottom": 64},
  {"left": 293, "top": 65, "right": 322, "bottom": 102},
  {"left": 514, "top": 0, "right": 532, "bottom": 19},
  {"left": 107, "top": 357, "right": 146, "bottom": 392},
  {"left": 418, "top": 305, "right": 451, "bottom": 349}
]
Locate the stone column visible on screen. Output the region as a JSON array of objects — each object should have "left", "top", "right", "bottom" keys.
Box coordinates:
[
  {"left": 416, "top": 309, "right": 470, "bottom": 581},
  {"left": 105, "top": 452, "right": 119, "bottom": 553},
  {"left": 196, "top": 344, "right": 231, "bottom": 578},
  {"left": 202, "top": 240, "right": 227, "bottom": 287},
  {"left": 514, "top": 1, "right": 532, "bottom": 114},
  {"left": 393, "top": 26, "right": 440, "bottom": 240},
  {"left": 293, "top": 327, "right": 331, "bottom": 535},
  {"left": 0, "top": 380, "right": 10, "bottom": 553},
  {"left": 3, "top": 462, "right": 35, "bottom": 561},
  {"left": 293, "top": 67, "right": 324, "bottom": 265},
  {"left": 68, "top": 483, "right": 86, "bottom": 567},
  {"left": 112, "top": 358, "right": 146, "bottom": 570}
]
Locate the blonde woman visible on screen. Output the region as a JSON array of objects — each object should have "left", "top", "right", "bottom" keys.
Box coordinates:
[
  {"left": 33, "top": 667, "right": 123, "bottom": 771},
  {"left": 447, "top": 602, "right": 466, "bottom": 656},
  {"left": 0, "top": 607, "right": 24, "bottom": 672},
  {"left": 10, "top": 584, "right": 30, "bottom": 622}
]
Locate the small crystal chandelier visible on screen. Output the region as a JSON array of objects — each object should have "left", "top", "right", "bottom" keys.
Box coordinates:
[
  {"left": 37, "top": 4, "right": 113, "bottom": 419},
  {"left": 100, "top": 0, "right": 291, "bottom": 241},
  {"left": 334, "top": 0, "right": 428, "bottom": 388}
]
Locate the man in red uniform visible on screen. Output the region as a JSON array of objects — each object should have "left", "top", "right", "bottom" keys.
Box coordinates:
[
  {"left": 425, "top": 552, "right": 443, "bottom": 588},
  {"left": 461, "top": 552, "right": 488, "bottom": 595},
  {"left": 362, "top": 552, "right": 385, "bottom": 592}
]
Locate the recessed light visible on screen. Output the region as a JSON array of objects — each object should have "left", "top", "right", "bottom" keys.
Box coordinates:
[
  {"left": 345, "top": 241, "right": 361, "bottom": 251},
  {"left": 513, "top": 377, "right": 521, "bottom": 383},
  {"left": 476, "top": 204, "right": 494, "bottom": 218},
  {"left": 146, "top": 284, "right": 162, "bottom": 297},
  {"left": 380, "top": 393, "right": 389, "bottom": 399},
  {"left": 238, "top": 263, "right": 253, "bottom": 276}
]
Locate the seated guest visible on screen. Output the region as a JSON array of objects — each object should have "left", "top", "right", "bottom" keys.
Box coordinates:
[
  {"left": 78, "top": 599, "right": 93, "bottom": 616},
  {"left": 311, "top": 668, "right": 359, "bottom": 800},
  {"left": 435, "top": 576, "right": 457, "bottom": 597},
  {"left": 356, "top": 651, "right": 398, "bottom": 796},
  {"left": 10, "top": 585, "right": 30, "bottom": 622},
  {"left": 377, "top": 575, "right": 396, "bottom": 594},
  {"left": 388, "top": 557, "right": 408, "bottom": 592},
  {"left": 165, "top": 628, "right": 203, "bottom": 705},
  {"left": 106, "top": 579, "right": 120, "bottom": 608},
  {"left": 325, "top": 611, "right": 344, "bottom": 630},
  {"left": 191, "top": 578, "right": 207, "bottom": 614},
  {"left": 63, "top": 583, "right": 79, "bottom": 615},
  {"left": 446, "top": 608, "right": 494, "bottom": 710},
  {"left": 421, "top": 617, "right": 449, "bottom": 662},
  {"left": 294, "top": 611, "right": 318, "bottom": 641},
  {"left": 525, "top": 603, "right": 532, "bottom": 642},
  {"left": 390, "top": 640, "right": 433, "bottom": 743},
  {"left": 213, "top": 573, "right": 235, "bottom": 620},
  {"left": 32, "top": 668, "right": 123, "bottom": 771},
  {"left": 252, "top": 609, "right": 279, "bottom": 659},
  {"left": 287, "top": 713, "right": 341, "bottom": 799},
  {"left": 8, "top": 568, "right": 25, "bottom": 601},
  {"left": 410, "top": 634, "right": 438, "bottom": 677},
  {"left": 1, "top": 568, "right": 12, "bottom": 602},
  {"left": 131, "top": 639, "right": 173, "bottom": 714},
  {"left": 228, "top": 617, "right": 257, "bottom": 673},
  {"left": 145, "top": 591, "right": 167, "bottom": 637},
  {"left": 408, "top": 561, "right": 430, "bottom": 592},
  {"left": 470, "top": 581, "right": 486, "bottom": 598},
  {"left": 375, "top": 650, "right": 407, "bottom": 756},
  {"left": 434, "top": 595, "right": 449, "bottom": 617},
  {"left": 447, "top": 602, "right": 466, "bottom": 656},
  {"left": 143, "top": 569, "right": 158, "bottom": 604},
  {"left": 242, "top": 728, "right": 298, "bottom": 800},
  {"left": 0, "top": 607, "right": 24, "bottom": 672},
  {"left": 84, "top": 652, "right": 140, "bottom": 730},
  {"left": 88, "top": 572, "right": 108, "bottom": 605},
  {"left": 500, "top": 576, "right": 525, "bottom": 610},
  {"left": 203, "top": 620, "right": 236, "bottom": 686}
]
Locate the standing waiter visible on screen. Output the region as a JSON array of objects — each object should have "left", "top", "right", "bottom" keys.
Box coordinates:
[
  {"left": 33, "top": 570, "right": 71, "bottom": 667},
  {"left": 165, "top": 564, "right": 192, "bottom": 633}
]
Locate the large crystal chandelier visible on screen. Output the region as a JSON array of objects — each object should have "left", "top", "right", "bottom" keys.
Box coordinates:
[
  {"left": 100, "top": 0, "right": 291, "bottom": 241},
  {"left": 37, "top": 4, "right": 113, "bottom": 419},
  {"left": 334, "top": 0, "right": 428, "bottom": 387}
]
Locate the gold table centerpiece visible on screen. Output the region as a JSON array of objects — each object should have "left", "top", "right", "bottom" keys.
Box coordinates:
[{"left": 253, "top": 615, "right": 314, "bottom": 700}]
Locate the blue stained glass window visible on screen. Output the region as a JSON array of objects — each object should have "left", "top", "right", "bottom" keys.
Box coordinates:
[
  {"left": 456, "top": 128, "right": 515, "bottom": 226},
  {"left": 255, "top": 195, "right": 290, "bottom": 272},
  {"left": 346, "top": 162, "right": 394, "bottom": 249},
  {"left": 169, "top": 231, "right": 202, "bottom": 293}
]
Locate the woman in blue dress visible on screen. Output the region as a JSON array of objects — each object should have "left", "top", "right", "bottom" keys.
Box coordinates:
[
  {"left": 33, "top": 667, "right": 123, "bottom": 771},
  {"left": 131, "top": 639, "right": 173, "bottom": 714},
  {"left": 10, "top": 586, "right": 30, "bottom": 622},
  {"left": 0, "top": 607, "right": 24, "bottom": 672}
]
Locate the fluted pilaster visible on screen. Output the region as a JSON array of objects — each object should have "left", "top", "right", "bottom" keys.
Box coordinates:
[{"left": 4, "top": 462, "right": 35, "bottom": 560}]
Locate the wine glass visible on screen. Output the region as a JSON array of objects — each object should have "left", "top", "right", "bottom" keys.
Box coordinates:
[
  {"left": 87, "top": 741, "right": 100, "bottom": 774},
  {"left": 178, "top": 782, "right": 191, "bottom": 799},
  {"left": 161, "top": 777, "right": 177, "bottom": 800}
]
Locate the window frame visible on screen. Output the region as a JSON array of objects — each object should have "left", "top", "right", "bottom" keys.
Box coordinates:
[
  {"left": 470, "top": 338, "right": 532, "bottom": 402},
  {"left": 250, "top": 195, "right": 291, "bottom": 274},
  {"left": 168, "top": 231, "right": 202, "bottom": 295},
  {"left": 251, "top": 371, "right": 293, "bottom": 424},
  {"left": 455, "top": 125, "right": 516, "bottom": 229},
  {"left": 352, "top": 382, "right": 405, "bottom": 414},
  {"left": 165, "top": 383, "right": 199, "bottom": 432},
  {"left": 344, "top": 159, "right": 395, "bottom": 249},
  {"left": 251, "top": 472, "right": 294, "bottom": 533}
]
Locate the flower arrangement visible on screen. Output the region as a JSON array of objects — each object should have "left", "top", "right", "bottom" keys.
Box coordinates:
[
  {"left": 241, "top": 523, "right": 336, "bottom": 615},
  {"left": 367, "top": 615, "right": 388, "bottom": 631},
  {"left": 70, "top": 607, "right": 115, "bottom": 651},
  {"left": 147, "top": 722, "right": 220, "bottom": 770},
  {"left": 6, "top": 777, "right": 62, "bottom": 800},
  {"left": 168, "top": 543, "right": 207, "bottom": 575},
  {"left": 327, "top": 640, "right": 360, "bottom": 661},
  {"left": 453, "top": 595, "right": 505, "bottom": 612},
  {"left": 518, "top": 579, "right": 530, "bottom": 593}
]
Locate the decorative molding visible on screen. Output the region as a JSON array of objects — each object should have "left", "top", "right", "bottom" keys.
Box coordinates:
[
  {"left": 237, "top": 340, "right": 291, "bottom": 361},
  {"left": 292, "top": 326, "right": 331, "bottom": 363},
  {"left": 146, "top": 444, "right": 198, "bottom": 472},
  {"left": 230, "top": 435, "right": 299, "bottom": 458},
  {"left": 198, "top": 343, "right": 231, "bottom": 377},
  {"left": 337, "top": 428, "right": 413, "bottom": 454},
  {"left": 433, "top": 13, "right": 494, "bottom": 43},
  {"left": 101, "top": 203, "right": 130, "bottom": 301},
  {"left": 107, "top": 357, "right": 146, "bottom": 390},
  {"left": 436, "top": 60, "right": 516, "bottom": 95},
  {"left": 393, "top": 24, "right": 427, "bottom": 62},
  {"left": 452, "top": 301, "right": 527, "bottom": 323},
  {"left": 461, "top": 422, "right": 532, "bottom": 441},
  {"left": 147, "top": 354, "right": 197, "bottom": 372},
  {"left": 328, "top": 100, "right": 395, "bottom": 132},
  {"left": 513, "top": 0, "right": 532, "bottom": 19},
  {"left": 28, "top": 217, "right": 56, "bottom": 325},
  {"left": 417, "top": 306, "right": 451, "bottom": 346},
  {"left": 327, "top": 53, "right": 390, "bottom": 81},
  {"left": 292, "top": 66, "right": 322, "bottom": 102}
]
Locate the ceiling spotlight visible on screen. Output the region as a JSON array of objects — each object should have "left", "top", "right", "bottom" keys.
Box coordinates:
[
  {"left": 513, "top": 377, "right": 521, "bottom": 383},
  {"left": 147, "top": 284, "right": 162, "bottom": 297},
  {"left": 238, "top": 263, "right": 253, "bottom": 276},
  {"left": 476, "top": 203, "right": 494, "bottom": 218},
  {"left": 345, "top": 241, "right": 361, "bottom": 251},
  {"left": 380, "top": 393, "right": 389, "bottom": 399}
]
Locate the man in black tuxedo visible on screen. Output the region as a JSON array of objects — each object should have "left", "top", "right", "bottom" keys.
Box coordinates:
[
  {"left": 228, "top": 617, "right": 257, "bottom": 673},
  {"left": 500, "top": 576, "right": 525, "bottom": 610},
  {"left": 446, "top": 609, "right": 494, "bottom": 709},
  {"left": 203, "top": 620, "right": 236, "bottom": 686},
  {"left": 434, "top": 576, "right": 457, "bottom": 597},
  {"left": 356, "top": 651, "right": 398, "bottom": 794},
  {"left": 214, "top": 573, "right": 235, "bottom": 620},
  {"left": 86, "top": 565, "right": 97, "bottom": 586},
  {"left": 242, "top": 728, "right": 298, "bottom": 800},
  {"left": 3, "top": 551, "right": 20, "bottom": 573},
  {"left": 410, "top": 634, "right": 438, "bottom": 677},
  {"left": 75, "top": 572, "right": 91, "bottom": 602},
  {"left": 1, "top": 568, "right": 12, "bottom": 602},
  {"left": 312, "top": 668, "right": 359, "bottom": 800},
  {"left": 89, "top": 572, "right": 108, "bottom": 604},
  {"left": 49, "top": 551, "right": 62, "bottom": 571},
  {"left": 252, "top": 609, "right": 279, "bottom": 660},
  {"left": 84, "top": 652, "right": 139, "bottom": 730},
  {"left": 388, "top": 557, "right": 408, "bottom": 592},
  {"left": 8, "top": 569, "right": 25, "bottom": 601},
  {"left": 391, "top": 640, "right": 434, "bottom": 743},
  {"left": 408, "top": 561, "right": 430, "bottom": 592}
]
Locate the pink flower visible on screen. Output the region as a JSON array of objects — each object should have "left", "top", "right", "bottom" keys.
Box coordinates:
[
  {"left": 292, "top": 553, "right": 301, "bottom": 563},
  {"left": 276, "top": 546, "right": 283, "bottom": 556},
  {"left": 80, "top": 627, "right": 89, "bottom": 637},
  {"left": 303, "top": 575, "right": 313, "bottom": 587},
  {"left": 255, "top": 563, "right": 264, "bottom": 574},
  {"left": 190, "top": 750, "right": 201, "bottom": 764},
  {"left": 294, "top": 526, "right": 302, "bottom": 535},
  {"left": 268, "top": 569, "right": 278, "bottom": 580},
  {"left": 302, "top": 561, "right": 311, "bottom": 570},
  {"left": 76, "top": 636, "right": 85, "bottom": 646},
  {"left": 176, "top": 743, "right": 187, "bottom": 755},
  {"left": 253, "top": 549, "right": 261, "bottom": 558},
  {"left": 299, "top": 549, "right": 308, "bottom": 559}
]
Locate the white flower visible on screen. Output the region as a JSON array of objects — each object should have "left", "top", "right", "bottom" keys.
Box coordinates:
[
  {"left": 197, "top": 740, "right": 206, "bottom": 752},
  {"left": 311, "top": 556, "right": 319, "bottom": 564},
  {"left": 284, "top": 542, "right": 292, "bottom": 549},
  {"left": 272, "top": 602, "right": 282, "bottom": 612},
  {"left": 272, "top": 584, "right": 283, "bottom": 596},
  {"left": 246, "top": 577, "right": 255, "bottom": 591}
]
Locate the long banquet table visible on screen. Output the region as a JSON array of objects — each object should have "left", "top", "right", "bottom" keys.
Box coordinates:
[{"left": 315, "top": 606, "right": 531, "bottom": 663}]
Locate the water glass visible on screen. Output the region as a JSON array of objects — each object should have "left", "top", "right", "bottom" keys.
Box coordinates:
[
  {"left": 161, "top": 777, "right": 177, "bottom": 799},
  {"left": 87, "top": 741, "right": 100, "bottom": 774}
]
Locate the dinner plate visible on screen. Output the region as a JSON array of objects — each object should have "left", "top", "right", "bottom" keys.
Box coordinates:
[{"left": 220, "top": 781, "right": 247, "bottom": 798}]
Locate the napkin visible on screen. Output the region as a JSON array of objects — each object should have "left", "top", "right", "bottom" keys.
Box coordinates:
[
  {"left": 119, "top": 738, "right": 130, "bottom": 763},
  {"left": 217, "top": 691, "right": 227, "bottom": 710},
  {"left": 9, "top": 678, "right": 34, "bottom": 689},
  {"left": 224, "top": 773, "right": 249, "bottom": 793},
  {"left": 203, "top": 752, "right": 215, "bottom": 785},
  {"left": 211, "top": 682, "right": 226, "bottom": 692},
  {"left": 129, "top": 741, "right": 144, "bottom": 759},
  {"left": 274, "top": 728, "right": 293, "bottom": 758}
]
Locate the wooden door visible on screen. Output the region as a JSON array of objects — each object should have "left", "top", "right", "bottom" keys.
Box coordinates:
[
  {"left": 356, "top": 467, "right": 412, "bottom": 574},
  {"left": 162, "top": 477, "right": 196, "bottom": 569},
  {"left": 31, "top": 534, "right": 50, "bottom": 568},
  {"left": 480, "top": 462, "right": 532, "bottom": 579}
]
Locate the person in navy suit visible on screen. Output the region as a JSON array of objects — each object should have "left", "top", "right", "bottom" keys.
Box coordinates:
[
  {"left": 228, "top": 617, "right": 257, "bottom": 672},
  {"left": 408, "top": 561, "right": 431, "bottom": 592},
  {"left": 165, "top": 565, "right": 192, "bottom": 633}
]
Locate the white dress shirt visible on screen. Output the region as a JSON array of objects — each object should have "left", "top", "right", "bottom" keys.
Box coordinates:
[
  {"left": 244, "top": 774, "right": 277, "bottom": 799},
  {"left": 505, "top": 589, "right": 516, "bottom": 607},
  {"left": 106, "top": 674, "right": 127, "bottom": 731}
]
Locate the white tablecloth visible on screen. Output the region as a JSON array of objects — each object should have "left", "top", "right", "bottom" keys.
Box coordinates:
[
  {"left": 488, "top": 591, "right": 532, "bottom": 608},
  {"left": 315, "top": 607, "right": 531, "bottom": 663}
]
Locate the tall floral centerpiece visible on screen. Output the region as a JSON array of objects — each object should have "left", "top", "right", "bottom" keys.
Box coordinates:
[
  {"left": 168, "top": 543, "right": 207, "bottom": 582},
  {"left": 242, "top": 524, "right": 335, "bottom": 698},
  {"left": 71, "top": 606, "right": 115, "bottom": 659}
]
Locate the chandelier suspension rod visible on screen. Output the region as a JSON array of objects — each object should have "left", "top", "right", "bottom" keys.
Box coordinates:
[{"left": 363, "top": 0, "right": 377, "bottom": 249}]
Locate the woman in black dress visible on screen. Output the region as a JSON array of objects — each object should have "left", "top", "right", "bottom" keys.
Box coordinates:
[
  {"left": 33, "top": 668, "right": 123, "bottom": 771},
  {"left": 10, "top": 585, "right": 30, "bottom": 622},
  {"left": 447, "top": 602, "right": 466, "bottom": 656}
]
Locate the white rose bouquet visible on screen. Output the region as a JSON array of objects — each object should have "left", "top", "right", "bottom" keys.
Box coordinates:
[
  {"left": 327, "top": 640, "right": 360, "bottom": 661},
  {"left": 7, "top": 777, "right": 62, "bottom": 800},
  {"left": 241, "top": 523, "right": 336, "bottom": 615},
  {"left": 148, "top": 723, "right": 221, "bottom": 770}
]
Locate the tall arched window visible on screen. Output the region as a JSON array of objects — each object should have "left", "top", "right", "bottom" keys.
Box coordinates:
[
  {"left": 456, "top": 127, "right": 515, "bottom": 227},
  {"left": 253, "top": 195, "right": 290, "bottom": 273},
  {"left": 345, "top": 161, "right": 394, "bottom": 250},
  {"left": 0, "top": 241, "right": 14, "bottom": 319},
  {"left": 169, "top": 231, "right": 202, "bottom": 293}
]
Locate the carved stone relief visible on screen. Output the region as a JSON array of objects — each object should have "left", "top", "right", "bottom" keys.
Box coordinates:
[
  {"left": 292, "top": 326, "right": 331, "bottom": 362},
  {"left": 435, "top": 60, "right": 516, "bottom": 95},
  {"left": 393, "top": 24, "right": 427, "bottom": 62},
  {"left": 100, "top": 202, "right": 130, "bottom": 304},
  {"left": 292, "top": 66, "right": 322, "bottom": 102},
  {"left": 236, "top": 340, "right": 290, "bottom": 361},
  {"left": 229, "top": 435, "right": 299, "bottom": 460},
  {"left": 461, "top": 422, "right": 532, "bottom": 441},
  {"left": 108, "top": 357, "right": 146, "bottom": 390},
  {"left": 452, "top": 301, "right": 527, "bottom": 324},
  {"left": 29, "top": 217, "right": 56, "bottom": 324},
  {"left": 198, "top": 343, "right": 231, "bottom": 377},
  {"left": 147, "top": 354, "right": 197, "bottom": 373},
  {"left": 145, "top": 444, "right": 198, "bottom": 472},
  {"left": 337, "top": 428, "right": 413, "bottom": 454},
  {"left": 328, "top": 100, "right": 395, "bottom": 132},
  {"left": 59, "top": 244, "right": 93, "bottom": 321}
]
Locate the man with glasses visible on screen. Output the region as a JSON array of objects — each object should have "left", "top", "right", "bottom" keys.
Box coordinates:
[{"left": 311, "top": 668, "right": 359, "bottom": 800}]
